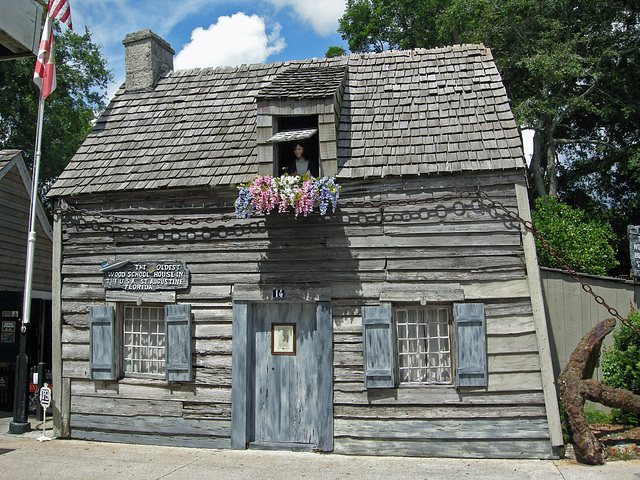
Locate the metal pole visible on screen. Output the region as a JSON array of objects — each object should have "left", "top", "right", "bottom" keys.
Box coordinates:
[
  {"left": 9, "top": 95, "right": 45, "bottom": 434},
  {"left": 23, "top": 95, "right": 45, "bottom": 329}
]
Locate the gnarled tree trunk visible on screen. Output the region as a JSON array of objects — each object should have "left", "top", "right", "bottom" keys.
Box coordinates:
[{"left": 558, "top": 318, "right": 640, "bottom": 464}]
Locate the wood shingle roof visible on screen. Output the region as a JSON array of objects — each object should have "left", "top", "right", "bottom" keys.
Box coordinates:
[{"left": 48, "top": 44, "right": 525, "bottom": 198}]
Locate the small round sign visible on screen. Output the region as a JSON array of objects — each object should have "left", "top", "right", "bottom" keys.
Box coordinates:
[{"left": 39, "top": 385, "right": 51, "bottom": 408}]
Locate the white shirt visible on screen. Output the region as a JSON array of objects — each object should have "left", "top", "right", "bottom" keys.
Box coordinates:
[{"left": 296, "top": 158, "right": 308, "bottom": 175}]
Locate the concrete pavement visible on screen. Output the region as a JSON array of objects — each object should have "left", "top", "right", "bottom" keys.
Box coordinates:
[{"left": 1, "top": 415, "right": 639, "bottom": 479}]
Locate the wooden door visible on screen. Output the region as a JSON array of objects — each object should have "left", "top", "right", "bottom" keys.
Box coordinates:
[{"left": 250, "top": 302, "right": 331, "bottom": 448}]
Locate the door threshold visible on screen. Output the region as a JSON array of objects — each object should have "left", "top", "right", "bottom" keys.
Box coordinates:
[{"left": 249, "top": 441, "right": 315, "bottom": 452}]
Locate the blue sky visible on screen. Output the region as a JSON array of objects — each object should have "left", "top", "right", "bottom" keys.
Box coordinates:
[{"left": 69, "top": 0, "right": 349, "bottom": 98}]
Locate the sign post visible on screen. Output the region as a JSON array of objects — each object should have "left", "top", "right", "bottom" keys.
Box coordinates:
[
  {"left": 629, "top": 226, "right": 640, "bottom": 279},
  {"left": 37, "top": 383, "right": 51, "bottom": 442}
]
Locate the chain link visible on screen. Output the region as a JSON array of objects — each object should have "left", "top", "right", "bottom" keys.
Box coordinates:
[
  {"left": 474, "top": 190, "right": 635, "bottom": 333},
  {"left": 57, "top": 187, "right": 633, "bottom": 330}
]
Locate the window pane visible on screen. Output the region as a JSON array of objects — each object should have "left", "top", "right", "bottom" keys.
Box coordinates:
[
  {"left": 396, "top": 306, "right": 452, "bottom": 385},
  {"left": 124, "top": 305, "right": 165, "bottom": 375}
]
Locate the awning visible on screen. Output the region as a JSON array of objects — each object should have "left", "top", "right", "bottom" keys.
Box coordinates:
[{"left": 267, "top": 128, "right": 318, "bottom": 143}]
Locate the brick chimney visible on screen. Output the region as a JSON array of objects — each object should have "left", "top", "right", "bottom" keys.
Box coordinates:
[{"left": 122, "top": 29, "right": 174, "bottom": 92}]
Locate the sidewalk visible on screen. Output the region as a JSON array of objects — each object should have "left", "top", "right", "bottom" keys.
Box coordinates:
[{"left": 1, "top": 415, "right": 639, "bottom": 479}]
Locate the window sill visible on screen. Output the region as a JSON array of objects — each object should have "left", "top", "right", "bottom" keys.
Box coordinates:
[
  {"left": 398, "top": 383, "right": 456, "bottom": 389},
  {"left": 120, "top": 374, "right": 167, "bottom": 385}
]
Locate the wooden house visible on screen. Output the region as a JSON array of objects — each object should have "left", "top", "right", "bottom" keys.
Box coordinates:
[
  {"left": 47, "top": 29, "right": 563, "bottom": 458},
  {"left": 0, "top": 149, "right": 52, "bottom": 411}
]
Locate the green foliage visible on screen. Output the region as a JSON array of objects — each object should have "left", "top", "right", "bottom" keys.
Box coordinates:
[
  {"left": 602, "top": 307, "right": 640, "bottom": 395},
  {"left": 583, "top": 405, "right": 613, "bottom": 425},
  {"left": 339, "top": 0, "right": 454, "bottom": 52},
  {"left": 531, "top": 197, "right": 618, "bottom": 276},
  {"left": 0, "top": 23, "right": 112, "bottom": 196},
  {"left": 338, "top": 1, "right": 640, "bottom": 274},
  {"left": 610, "top": 409, "right": 640, "bottom": 426},
  {"left": 325, "top": 46, "right": 347, "bottom": 58}
]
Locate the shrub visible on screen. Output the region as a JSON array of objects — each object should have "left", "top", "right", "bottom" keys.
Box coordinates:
[
  {"left": 531, "top": 197, "right": 618, "bottom": 276},
  {"left": 602, "top": 307, "right": 640, "bottom": 424}
]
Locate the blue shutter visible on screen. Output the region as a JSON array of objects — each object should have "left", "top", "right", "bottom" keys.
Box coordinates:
[
  {"left": 362, "top": 305, "right": 395, "bottom": 388},
  {"left": 165, "top": 304, "right": 192, "bottom": 382},
  {"left": 454, "top": 303, "right": 487, "bottom": 387},
  {"left": 89, "top": 305, "right": 116, "bottom": 380}
]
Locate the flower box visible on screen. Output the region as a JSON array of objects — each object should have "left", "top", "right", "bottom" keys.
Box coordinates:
[{"left": 235, "top": 175, "right": 341, "bottom": 219}]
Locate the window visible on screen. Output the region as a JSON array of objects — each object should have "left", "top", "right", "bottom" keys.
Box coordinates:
[
  {"left": 123, "top": 305, "right": 165, "bottom": 375},
  {"left": 270, "top": 115, "right": 319, "bottom": 176},
  {"left": 396, "top": 306, "right": 452, "bottom": 385},
  {"left": 89, "top": 303, "right": 193, "bottom": 382},
  {"left": 361, "top": 303, "right": 487, "bottom": 389}
]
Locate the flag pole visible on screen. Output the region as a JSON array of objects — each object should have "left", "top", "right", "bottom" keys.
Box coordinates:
[
  {"left": 10, "top": 0, "right": 72, "bottom": 434},
  {"left": 23, "top": 94, "right": 46, "bottom": 330},
  {"left": 9, "top": 93, "right": 45, "bottom": 435}
]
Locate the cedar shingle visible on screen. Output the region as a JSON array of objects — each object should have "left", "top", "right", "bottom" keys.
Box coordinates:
[{"left": 48, "top": 45, "right": 525, "bottom": 197}]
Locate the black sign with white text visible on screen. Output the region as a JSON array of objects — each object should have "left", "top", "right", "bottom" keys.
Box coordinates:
[{"left": 102, "top": 261, "right": 190, "bottom": 291}]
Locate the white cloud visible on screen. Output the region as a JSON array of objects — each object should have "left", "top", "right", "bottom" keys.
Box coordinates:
[
  {"left": 267, "top": 0, "right": 346, "bottom": 36},
  {"left": 174, "top": 13, "right": 286, "bottom": 70}
]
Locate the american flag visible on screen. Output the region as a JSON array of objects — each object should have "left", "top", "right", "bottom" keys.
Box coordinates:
[
  {"left": 48, "top": 0, "right": 73, "bottom": 30},
  {"left": 33, "top": 1, "right": 73, "bottom": 99}
]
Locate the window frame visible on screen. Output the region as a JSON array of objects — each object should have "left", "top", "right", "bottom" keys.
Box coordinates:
[
  {"left": 272, "top": 115, "right": 320, "bottom": 177},
  {"left": 122, "top": 303, "right": 167, "bottom": 378},
  {"left": 394, "top": 304, "right": 455, "bottom": 386}
]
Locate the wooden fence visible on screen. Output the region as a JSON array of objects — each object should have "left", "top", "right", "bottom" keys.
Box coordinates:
[{"left": 540, "top": 267, "right": 639, "bottom": 384}]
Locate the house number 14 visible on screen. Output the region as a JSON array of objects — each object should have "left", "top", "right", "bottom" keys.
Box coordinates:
[{"left": 272, "top": 289, "right": 285, "bottom": 299}]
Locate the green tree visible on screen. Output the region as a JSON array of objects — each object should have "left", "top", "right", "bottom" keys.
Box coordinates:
[
  {"left": 340, "top": 1, "right": 640, "bottom": 199},
  {"left": 338, "top": 0, "right": 455, "bottom": 53},
  {"left": 0, "top": 23, "right": 112, "bottom": 195},
  {"left": 531, "top": 197, "right": 618, "bottom": 276},
  {"left": 325, "top": 46, "right": 347, "bottom": 58},
  {"left": 339, "top": 0, "right": 640, "bottom": 274}
]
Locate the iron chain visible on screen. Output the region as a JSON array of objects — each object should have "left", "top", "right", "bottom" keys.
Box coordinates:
[{"left": 57, "top": 187, "right": 632, "bottom": 330}]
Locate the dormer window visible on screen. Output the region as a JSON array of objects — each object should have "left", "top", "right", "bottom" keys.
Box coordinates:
[
  {"left": 255, "top": 65, "right": 347, "bottom": 178},
  {"left": 267, "top": 115, "right": 319, "bottom": 176}
]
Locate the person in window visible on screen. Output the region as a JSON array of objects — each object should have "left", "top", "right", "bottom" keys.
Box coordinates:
[{"left": 282, "top": 143, "right": 319, "bottom": 177}]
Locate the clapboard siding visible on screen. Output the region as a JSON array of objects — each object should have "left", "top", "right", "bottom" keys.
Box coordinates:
[
  {"left": 333, "top": 438, "right": 554, "bottom": 459},
  {"left": 334, "top": 418, "right": 550, "bottom": 440},
  {"left": 56, "top": 170, "right": 555, "bottom": 456},
  {"left": 70, "top": 429, "right": 231, "bottom": 449},
  {"left": 0, "top": 161, "right": 52, "bottom": 292}
]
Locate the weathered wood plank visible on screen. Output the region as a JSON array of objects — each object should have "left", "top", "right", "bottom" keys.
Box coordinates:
[
  {"left": 487, "top": 333, "right": 539, "bottom": 354},
  {"left": 70, "top": 378, "right": 232, "bottom": 403},
  {"left": 62, "top": 343, "right": 89, "bottom": 361},
  {"left": 71, "top": 429, "right": 231, "bottom": 449},
  {"left": 383, "top": 221, "right": 522, "bottom": 236},
  {"left": 486, "top": 315, "right": 536, "bottom": 335},
  {"left": 62, "top": 325, "right": 88, "bottom": 343},
  {"left": 327, "top": 233, "right": 522, "bottom": 249},
  {"left": 70, "top": 413, "right": 231, "bottom": 437},
  {"left": 333, "top": 388, "right": 545, "bottom": 405},
  {"left": 333, "top": 417, "right": 550, "bottom": 440},
  {"left": 333, "top": 437, "right": 555, "bottom": 459},
  {"left": 194, "top": 366, "right": 232, "bottom": 387},
  {"left": 386, "top": 269, "right": 525, "bottom": 282},
  {"left": 71, "top": 395, "right": 183, "bottom": 417},
  {"left": 334, "top": 404, "right": 548, "bottom": 419},
  {"left": 461, "top": 279, "right": 530, "bottom": 299},
  {"left": 194, "top": 338, "right": 232, "bottom": 354},
  {"left": 387, "top": 255, "right": 524, "bottom": 271},
  {"left": 182, "top": 401, "right": 231, "bottom": 419},
  {"left": 487, "top": 353, "right": 541, "bottom": 373}
]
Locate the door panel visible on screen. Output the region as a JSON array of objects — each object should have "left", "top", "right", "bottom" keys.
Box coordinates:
[{"left": 251, "top": 302, "right": 321, "bottom": 445}]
